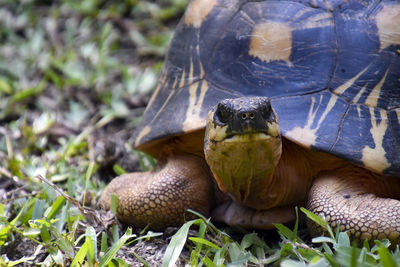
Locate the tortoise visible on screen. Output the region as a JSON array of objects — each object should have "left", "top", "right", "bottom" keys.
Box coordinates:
[{"left": 100, "top": 0, "right": 400, "bottom": 244}]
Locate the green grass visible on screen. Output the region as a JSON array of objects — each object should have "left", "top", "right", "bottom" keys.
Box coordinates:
[
  {"left": 0, "top": 0, "right": 184, "bottom": 265},
  {"left": 161, "top": 209, "right": 400, "bottom": 267},
  {"left": 0, "top": 1, "right": 399, "bottom": 266}
]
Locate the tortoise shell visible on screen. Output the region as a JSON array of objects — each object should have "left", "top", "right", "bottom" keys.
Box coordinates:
[{"left": 135, "top": 0, "right": 400, "bottom": 175}]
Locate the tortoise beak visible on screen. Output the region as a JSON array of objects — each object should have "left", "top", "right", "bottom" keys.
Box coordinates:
[{"left": 211, "top": 97, "right": 280, "bottom": 140}]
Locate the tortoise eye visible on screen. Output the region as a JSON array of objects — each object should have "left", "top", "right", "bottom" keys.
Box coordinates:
[
  {"left": 215, "top": 103, "right": 231, "bottom": 124},
  {"left": 260, "top": 99, "right": 272, "bottom": 120}
]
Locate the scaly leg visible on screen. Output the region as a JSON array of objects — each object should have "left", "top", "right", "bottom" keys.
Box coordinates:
[
  {"left": 99, "top": 153, "right": 213, "bottom": 230},
  {"left": 307, "top": 166, "right": 400, "bottom": 245}
]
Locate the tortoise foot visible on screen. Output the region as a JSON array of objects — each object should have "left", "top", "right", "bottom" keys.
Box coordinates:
[
  {"left": 99, "top": 153, "right": 213, "bottom": 230},
  {"left": 307, "top": 166, "right": 400, "bottom": 245}
]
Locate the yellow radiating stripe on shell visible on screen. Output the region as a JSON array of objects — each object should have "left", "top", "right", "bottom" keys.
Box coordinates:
[
  {"left": 171, "top": 72, "right": 179, "bottom": 89},
  {"left": 146, "top": 61, "right": 190, "bottom": 126},
  {"left": 184, "top": 0, "right": 217, "bottom": 28},
  {"left": 285, "top": 95, "right": 319, "bottom": 147},
  {"left": 145, "top": 71, "right": 167, "bottom": 113},
  {"left": 361, "top": 108, "right": 390, "bottom": 173},
  {"left": 196, "top": 45, "right": 205, "bottom": 79},
  {"left": 334, "top": 65, "right": 369, "bottom": 95},
  {"left": 199, "top": 61, "right": 205, "bottom": 79},
  {"left": 286, "top": 94, "right": 338, "bottom": 147},
  {"left": 151, "top": 89, "right": 175, "bottom": 125},
  {"left": 183, "top": 81, "right": 209, "bottom": 131},
  {"left": 357, "top": 105, "right": 362, "bottom": 118},
  {"left": 289, "top": 7, "right": 310, "bottom": 22},
  {"left": 188, "top": 57, "right": 194, "bottom": 85},
  {"left": 352, "top": 83, "right": 368, "bottom": 104},
  {"left": 179, "top": 65, "right": 186, "bottom": 89},
  {"left": 375, "top": 3, "right": 400, "bottom": 51},
  {"left": 135, "top": 125, "right": 152, "bottom": 147},
  {"left": 365, "top": 67, "right": 390, "bottom": 107},
  {"left": 297, "top": 12, "right": 333, "bottom": 29},
  {"left": 396, "top": 109, "right": 400, "bottom": 125},
  {"left": 316, "top": 94, "right": 338, "bottom": 129}
]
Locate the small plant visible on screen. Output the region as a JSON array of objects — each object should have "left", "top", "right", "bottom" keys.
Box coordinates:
[{"left": 163, "top": 208, "right": 400, "bottom": 266}]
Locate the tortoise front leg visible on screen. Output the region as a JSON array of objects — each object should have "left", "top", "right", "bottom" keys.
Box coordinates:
[
  {"left": 307, "top": 166, "right": 400, "bottom": 245},
  {"left": 99, "top": 153, "right": 213, "bottom": 230}
]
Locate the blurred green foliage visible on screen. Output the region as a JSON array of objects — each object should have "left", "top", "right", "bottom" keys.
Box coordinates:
[{"left": 0, "top": 0, "right": 187, "bottom": 265}]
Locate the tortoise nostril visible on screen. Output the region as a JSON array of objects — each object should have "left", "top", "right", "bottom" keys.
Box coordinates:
[{"left": 241, "top": 112, "right": 255, "bottom": 120}]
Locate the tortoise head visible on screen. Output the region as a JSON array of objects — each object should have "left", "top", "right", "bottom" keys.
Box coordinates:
[{"left": 204, "top": 97, "right": 282, "bottom": 209}]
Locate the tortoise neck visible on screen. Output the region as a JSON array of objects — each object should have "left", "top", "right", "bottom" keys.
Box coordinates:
[
  {"left": 204, "top": 132, "right": 282, "bottom": 208},
  {"left": 265, "top": 139, "right": 347, "bottom": 208}
]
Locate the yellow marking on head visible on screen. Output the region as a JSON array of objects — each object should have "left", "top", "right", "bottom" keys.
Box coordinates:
[
  {"left": 361, "top": 108, "right": 390, "bottom": 173},
  {"left": 267, "top": 121, "right": 280, "bottom": 138},
  {"left": 333, "top": 65, "right": 369, "bottom": 95},
  {"left": 286, "top": 94, "right": 338, "bottom": 147},
  {"left": 365, "top": 67, "right": 390, "bottom": 107},
  {"left": 207, "top": 124, "right": 228, "bottom": 142},
  {"left": 375, "top": 4, "right": 400, "bottom": 50},
  {"left": 206, "top": 109, "right": 229, "bottom": 142},
  {"left": 184, "top": 0, "right": 217, "bottom": 28},
  {"left": 223, "top": 133, "right": 272, "bottom": 143},
  {"left": 249, "top": 21, "right": 293, "bottom": 64},
  {"left": 183, "top": 81, "right": 209, "bottom": 131},
  {"left": 135, "top": 125, "right": 151, "bottom": 146}
]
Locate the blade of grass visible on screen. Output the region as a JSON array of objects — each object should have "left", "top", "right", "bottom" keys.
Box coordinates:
[
  {"left": 300, "top": 207, "right": 335, "bottom": 240},
  {"left": 163, "top": 219, "right": 202, "bottom": 267},
  {"left": 378, "top": 245, "right": 398, "bottom": 267},
  {"left": 71, "top": 237, "right": 89, "bottom": 267},
  {"left": 98, "top": 228, "right": 135, "bottom": 267},
  {"left": 189, "top": 237, "right": 220, "bottom": 250}
]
